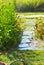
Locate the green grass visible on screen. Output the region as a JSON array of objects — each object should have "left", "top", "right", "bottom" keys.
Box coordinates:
[
  {"left": 0, "top": 14, "right": 44, "bottom": 65},
  {"left": 0, "top": 50, "right": 44, "bottom": 65},
  {"left": 17, "top": 12, "right": 44, "bottom": 15},
  {"left": 16, "top": 0, "right": 44, "bottom": 7},
  {"left": 16, "top": 0, "right": 44, "bottom": 12}
]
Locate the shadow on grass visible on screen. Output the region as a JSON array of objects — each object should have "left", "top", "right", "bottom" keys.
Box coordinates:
[{"left": 0, "top": 49, "right": 44, "bottom": 65}]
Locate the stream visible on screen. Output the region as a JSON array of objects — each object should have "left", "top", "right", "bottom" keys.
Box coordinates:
[{"left": 18, "top": 18, "right": 44, "bottom": 50}]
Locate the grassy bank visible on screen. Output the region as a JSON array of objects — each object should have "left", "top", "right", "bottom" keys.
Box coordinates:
[
  {"left": 35, "top": 18, "right": 44, "bottom": 41},
  {"left": 17, "top": 12, "right": 44, "bottom": 15},
  {"left": 0, "top": 50, "right": 44, "bottom": 65},
  {"left": 16, "top": 0, "right": 44, "bottom": 12}
]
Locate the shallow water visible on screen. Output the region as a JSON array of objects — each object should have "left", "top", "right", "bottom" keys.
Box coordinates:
[{"left": 18, "top": 18, "right": 44, "bottom": 50}]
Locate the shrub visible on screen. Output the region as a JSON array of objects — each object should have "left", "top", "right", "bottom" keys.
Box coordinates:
[
  {"left": 35, "top": 18, "right": 44, "bottom": 41},
  {"left": 0, "top": 0, "right": 22, "bottom": 51}
]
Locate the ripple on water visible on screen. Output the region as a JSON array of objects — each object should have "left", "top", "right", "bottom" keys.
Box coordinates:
[
  {"left": 18, "top": 18, "right": 44, "bottom": 50},
  {"left": 18, "top": 43, "right": 29, "bottom": 48},
  {"left": 21, "top": 38, "right": 31, "bottom": 43},
  {"left": 22, "top": 36, "right": 32, "bottom": 39}
]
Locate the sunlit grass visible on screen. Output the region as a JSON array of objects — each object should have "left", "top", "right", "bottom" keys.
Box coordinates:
[{"left": 17, "top": 12, "right": 44, "bottom": 16}]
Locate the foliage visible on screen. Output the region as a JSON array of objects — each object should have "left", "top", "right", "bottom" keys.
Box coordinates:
[
  {"left": 0, "top": 0, "right": 24, "bottom": 51},
  {"left": 16, "top": 18, "right": 25, "bottom": 30},
  {"left": 16, "top": 0, "right": 44, "bottom": 12},
  {"left": 35, "top": 18, "right": 44, "bottom": 40},
  {"left": 0, "top": 50, "right": 44, "bottom": 65}
]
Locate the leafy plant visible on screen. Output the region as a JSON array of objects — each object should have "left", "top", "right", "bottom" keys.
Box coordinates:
[
  {"left": 0, "top": 0, "right": 24, "bottom": 51},
  {"left": 35, "top": 18, "right": 44, "bottom": 41}
]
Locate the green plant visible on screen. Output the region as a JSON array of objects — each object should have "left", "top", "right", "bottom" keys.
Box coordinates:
[
  {"left": 0, "top": 0, "right": 23, "bottom": 51},
  {"left": 16, "top": 0, "right": 44, "bottom": 12},
  {"left": 0, "top": 50, "right": 44, "bottom": 65},
  {"left": 35, "top": 18, "right": 44, "bottom": 41}
]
